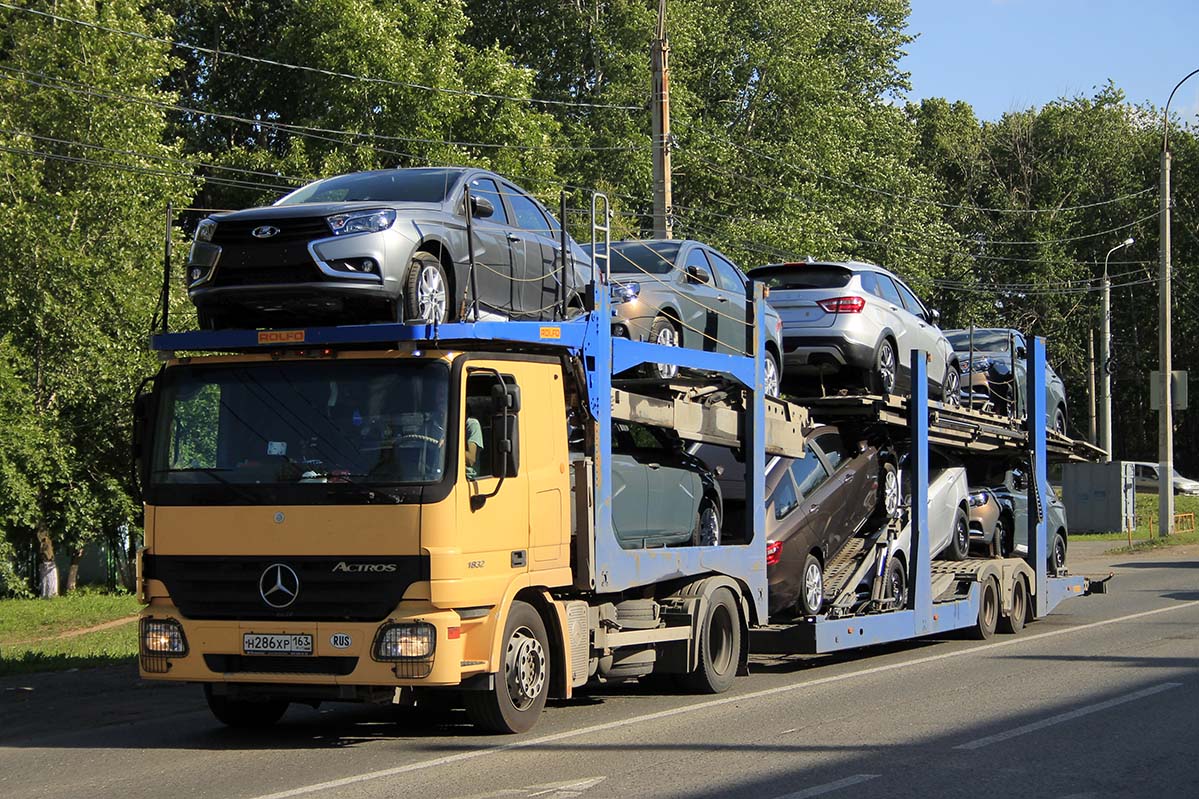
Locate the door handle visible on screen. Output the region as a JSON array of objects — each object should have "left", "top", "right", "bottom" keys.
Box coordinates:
[
  {"left": 843, "top": 472, "right": 854, "bottom": 482},
  {"left": 890, "top": 306, "right": 900, "bottom": 311},
  {"left": 809, "top": 504, "right": 820, "bottom": 513},
  {"left": 647, "top": 463, "right": 661, "bottom": 470},
  {"left": 506, "top": 233, "right": 520, "bottom": 242},
  {"left": 716, "top": 296, "right": 729, "bottom": 303}
]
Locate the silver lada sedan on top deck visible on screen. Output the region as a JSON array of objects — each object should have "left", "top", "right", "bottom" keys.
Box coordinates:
[
  {"left": 747, "top": 260, "right": 960, "bottom": 402},
  {"left": 583, "top": 239, "right": 785, "bottom": 396},
  {"left": 186, "top": 167, "right": 591, "bottom": 329}
]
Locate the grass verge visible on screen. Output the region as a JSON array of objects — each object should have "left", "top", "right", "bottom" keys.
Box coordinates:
[
  {"left": 1065, "top": 493, "right": 1199, "bottom": 552},
  {"left": 0, "top": 593, "right": 140, "bottom": 677}
]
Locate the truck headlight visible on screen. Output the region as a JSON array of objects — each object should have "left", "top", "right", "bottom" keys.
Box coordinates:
[
  {"left": 141, "top": 618, "right": 187, "bottom": 654},
  {"left": 326, "top": 209, "right": 396, "bottom": 236},
  {"left": 373, "top": 622, "right": 436, "bottom": 660},
  {"left": 194, "top": 218, "right": 217, "bottom": 242}
]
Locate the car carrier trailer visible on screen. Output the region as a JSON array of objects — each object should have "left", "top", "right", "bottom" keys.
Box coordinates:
[{"left": 134, "top": 195, "right": 1104, "bottom": 734}]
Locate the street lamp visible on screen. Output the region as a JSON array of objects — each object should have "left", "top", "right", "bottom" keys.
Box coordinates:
[
  {"left": 1099, "top": 236, "right": 1134, "bottom": 462},
  {"left": 1158, "top": 68, "right": 1199, "bottom": 537}
]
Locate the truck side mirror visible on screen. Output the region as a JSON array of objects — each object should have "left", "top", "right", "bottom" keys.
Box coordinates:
[
  {"left": 491, "top": 383, "right": 521, "bottom": 413},
  {"left": 471, "top": 195, "right": 495, "bottom": 219},
  {"left": 490, "top": 414, "right": 519, "bottom": 478}
]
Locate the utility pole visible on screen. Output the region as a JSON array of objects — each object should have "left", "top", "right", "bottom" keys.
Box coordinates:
[
  {"left": 1158, "top": 69, "right": 1196, "bottom": 538},
  {"left": 651, "top": 0, "right": 673, "bottom": 240},
  {"left": 1088, "top": 330, "right": 1097, "bottom": 445},
  {"left": 1101, "top": 237, "right": 1132, "bottom": 462}
]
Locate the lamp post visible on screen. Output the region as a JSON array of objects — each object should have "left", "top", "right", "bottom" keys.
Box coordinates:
[
  {"left": 1159, "top": 69, "right": 1199, "bottom": 537},
  {"left": 1099, "top": 237, "right": 1133, "bottom": 462}
]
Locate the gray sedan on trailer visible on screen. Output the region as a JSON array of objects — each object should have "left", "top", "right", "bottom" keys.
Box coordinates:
[
  {"left": 584, "top": 239, "right": 785, "bottom": 396},
  {"left": 747, "top": 260, "right": 960, "bottom": 402},
  {"left": 186, "top": 167, "right": 590, "bottom": 329},
  {"left": 945, "top": 328, "right": 1069, "bottom": 434}
]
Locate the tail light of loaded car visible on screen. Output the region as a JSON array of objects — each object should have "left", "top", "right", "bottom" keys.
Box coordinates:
[
  {"left": 817, "top": 296, "right": 866, "bottom": 314},
  {"left": 766, "top": 540, "right": 783, "bottom": 566}
]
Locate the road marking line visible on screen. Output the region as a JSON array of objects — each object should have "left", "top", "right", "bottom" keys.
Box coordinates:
[
  {"left": 246, "top": 598, "right": 1199, "bottom": 799},
  {"left": 954, "top": 682, "right": 1182, "bottom": 750},
  {"left": 770, "top": 774, "right": 880, "bottom": 798}
]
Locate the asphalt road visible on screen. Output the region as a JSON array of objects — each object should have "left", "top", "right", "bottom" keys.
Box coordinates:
[{"left": 3, "top": 541, "right": 1198, "bottom": 799}]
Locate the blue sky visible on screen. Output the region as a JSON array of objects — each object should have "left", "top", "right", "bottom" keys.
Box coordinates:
[{"left": 901, "top": 1, "right": 1199, "bottom": 123}]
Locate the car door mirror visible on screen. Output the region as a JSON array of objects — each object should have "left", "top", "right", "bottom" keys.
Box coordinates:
[
  {"left": 928, "top": 308, "right": 941, "bottom": 325},
  {"left": 1015, "top": 345, "right": 1027, "bottom": 360},
  {"left": 470, "top": 195, "right": 495, "bottom": 219},
  {"left": 686, "top": 264, "right": 710, "bottom": 284}
]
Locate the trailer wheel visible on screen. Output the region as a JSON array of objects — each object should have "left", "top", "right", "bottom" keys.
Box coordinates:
[
  {"left": 203, "top": 685, "right": 288, "bottom": 728},
  {"left": 970, "top": 577, "right": 1000, "bottom": 640},
  {"left": 998, "top": 575, "right": 1027, "bottom": 635},
  {"left": 465, "top": 601, "right": 550, "bottom": 734},
  {"left": 680, "top": 588, "right": 741, "bottom": 694}
]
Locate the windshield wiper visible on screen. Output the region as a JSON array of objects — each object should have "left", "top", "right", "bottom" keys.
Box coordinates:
[{"left": 151, "top": 467, "right": 261, "bottom": 504}]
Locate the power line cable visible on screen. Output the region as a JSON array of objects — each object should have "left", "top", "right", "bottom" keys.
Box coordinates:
[{"left": 0, "top": 1, "right": 645, "bottom": 112}]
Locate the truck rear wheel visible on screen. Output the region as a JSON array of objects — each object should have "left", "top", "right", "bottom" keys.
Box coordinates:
[
  {"left": 998, "top": 575, "right": 1027, "bottom": 635},
  {"left": 203, "top": 685, "right": 288, "bottom": 728},
  {"left": 970, "top": 577, "right": 1000, "bottom": 640},
  {"left": 680, "top": 588, "right": 741, "bottom": 694},
  {"left": 465, "top": 600, "right": 550, "bottom": 734}
]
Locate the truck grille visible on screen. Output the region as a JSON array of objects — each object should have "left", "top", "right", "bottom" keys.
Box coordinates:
[
  {"left": 210, "top": 216, "right": 329, "bottom": 286},
  {"left": 204, "top": 654, "right": 358, "bottom": 676},
  {"left": 143, "top": 555, "right": 428, "bottom": 622}
]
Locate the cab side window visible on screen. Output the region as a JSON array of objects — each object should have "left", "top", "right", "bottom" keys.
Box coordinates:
[{"left": 463, "top": 372, "right": 516, "bottom": 480}]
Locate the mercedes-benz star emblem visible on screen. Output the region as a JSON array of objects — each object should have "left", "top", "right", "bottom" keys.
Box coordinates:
[
  {"left": 259, "top": 563, "right": 300, "bottom": 608},
  {"left": 252, "top": 225, "right": 281, "bottom": 239}
]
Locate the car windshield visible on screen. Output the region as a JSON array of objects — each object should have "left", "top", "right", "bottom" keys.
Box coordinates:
[
  {"left": 747, "top": 265, "right": 852, "bottom": 289},
  {"left": 586, "top": 241, "right": 682, "bottom": 275},
  {"left": 276, "top": 169, "right": 461, "bottom": 205},
  {"left": 151, "top": 360, "right": 450, "bottom": 500},
  {"left": 946, "top": 330, "right": 1019, "bottom": 352}
]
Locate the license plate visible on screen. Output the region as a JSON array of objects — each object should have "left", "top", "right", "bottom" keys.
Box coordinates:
[{"left": 243, "top": 633, "right": 313, "bottom": 656}]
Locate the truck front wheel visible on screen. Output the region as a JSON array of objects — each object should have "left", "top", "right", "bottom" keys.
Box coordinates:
[
  {"left": 466, "top": 601, "right": 551, "bottom": 734},
  {"left": 203, "top": 685, "right": 288, "bottom": 728},
  {"left": 680, "top": 588, "right": 741, "bottom": 694}
]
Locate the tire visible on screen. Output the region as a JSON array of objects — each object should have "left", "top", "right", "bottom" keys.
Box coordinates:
[
  {"left": 693, "top": 498, "right": 721, "bottom": 547},
  {"left": 203, "top": 685, "right": 288, "bottom": 729},
  {"left": 464, "top": 600, "right": 550, "bottom": 734},
  {"left": 1053, "top": 407, "right": 1067, "bottom": 435},
  {"left": 763, "top": 350, "right": 781, "bottom": 398},
  {"left": 679, "top": 588, "right": 741, "bottom": 694},
  {"left": 885, "top": 556, "right": 908, "bottom": 609},
  {"left": 877, "top": 460, "right": 900, "bottom": 520},
  {"left": 798, "top": 553, "right": 825, "bottom": 616},
  {"left": 869, "top": 337, "right": 898, "bottom": 395},
  {"left": 1050, "top": 531, "right": 1067, "bottom": 576},
  {"left": 942, "top": 362, "right": 961, "bottom": 407},
  {"left": 647, "top": 315, "right": 681, "bottom": 380},
  {"left": 998, "top": 575, "right": 1027, "bottom": 635},
  {"left": 970, "top": 577, "right": 1000, "bottom": 640},
  {"left": 996, "top": 513, "right": 1015, "bottom": 558},
  {"left": 944, "top": 506, "right": 971, "bottom": 561},
  {"left": 403, "top": 251, "right": 451, "bottom": 323}
]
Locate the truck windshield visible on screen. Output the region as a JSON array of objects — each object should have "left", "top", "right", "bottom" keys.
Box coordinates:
[{"left": 150, "top": 359, "right": 450, "bottom": 504}]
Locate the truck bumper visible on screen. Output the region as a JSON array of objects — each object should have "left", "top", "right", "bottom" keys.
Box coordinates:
[{"left": 138, "top": 601, "right": 474, "bottom": 688}]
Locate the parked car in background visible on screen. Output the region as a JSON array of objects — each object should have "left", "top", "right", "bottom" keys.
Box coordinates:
[
  {"left": 586, "top": 239, "right": 785, "bottom": 396},
  {"left": 608, "top": 421, "right": 723, "bottom": 550},
  {"left": 966, "top": 463, "right": 1069, "bottom": 574},
  {"left": 746, "top": 260, "right": 960, "bottom": 402},
  {"left": 1130, "top": 461, "right": 1199, "bottom": 496},
  {"left": 187, "top": 167, "right": 590, "bottom": 329},
  {"left": 693, "top": 426, "right": 895, "bottom": 617},
  {"left": 945, "top": 328, "right": 1069, "bottom": 434}
]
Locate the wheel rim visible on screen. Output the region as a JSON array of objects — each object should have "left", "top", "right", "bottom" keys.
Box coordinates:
[
  {"left": 699, "top": 506, "right": 720, "bottom": 547},
  {"left": 707, "top": 602, "right": 736, "bottom": 675},
  {"left": 804, "top": 561, "right": 823, "bottom": 613},
  {"left": 504, "top": 625, "right": 546, "bottom": 712},
  {"left": 944, "top": 368, "right": 961, "bottom": 406},
  {"left": 764, "top": 356, "right": 780, "bottom": 397},
  {"left": 1055, "top": 410, "right": 1066, "bottom": 434},
  {"left": 956, "top": 516, "right": 969, "bottom": 554},
  {"left": 878, "top": 342, "right": 896, "bottom": 393},
  {"left": 1053, "top": 537, "right": 1066, "bottom": 572},
  {"left": 655, "top": 324, "right": 679, "bottom": 379},
  {"left": 883, "top": 467, "right": 899, "bottom": 517},
  {"left": 889, "top": 566, "right": 906, "bottom": 606},
  {"left": 417, "top": 263, "right": 447, "bottom": 322}
]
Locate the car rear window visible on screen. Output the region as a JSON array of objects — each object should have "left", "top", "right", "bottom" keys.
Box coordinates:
[
  {"left": 748, "top": 266, "right": 851, "bottom": 290},
  {"left": 277, "top": 168, "right": 461, "bottom": 205}
]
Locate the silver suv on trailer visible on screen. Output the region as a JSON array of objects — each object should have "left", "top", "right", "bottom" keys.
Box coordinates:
[{"left": 747, "top": 260, "right": 960, "bottom": 401}]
